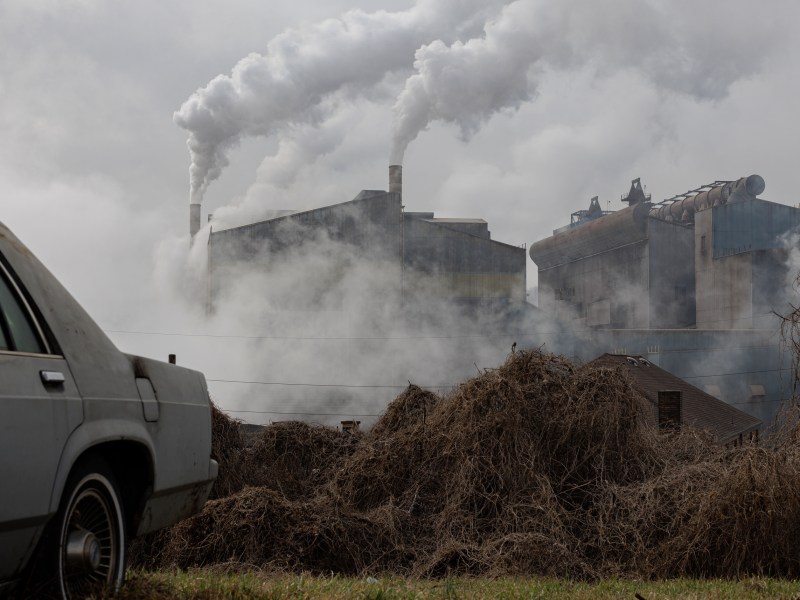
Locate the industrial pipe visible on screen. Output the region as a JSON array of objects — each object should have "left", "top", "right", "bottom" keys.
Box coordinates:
[{"left": 650, "top": 174, "right": 765, "bottom": 222}]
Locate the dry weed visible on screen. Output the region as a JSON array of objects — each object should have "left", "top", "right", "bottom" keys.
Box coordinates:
[{"left": 131, "top": 349, "right": 800, "bottom": 579}]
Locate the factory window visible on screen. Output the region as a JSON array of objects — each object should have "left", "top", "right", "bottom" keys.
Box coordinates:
[
  {"left": 749, "top": 384, "right": 766, "bottom": 398},
  {"left": 700, "top": 235, "right": 707, "bottom": 253},
  {"left": 674, "top": 285, "right": 686, "bottom": 300}
]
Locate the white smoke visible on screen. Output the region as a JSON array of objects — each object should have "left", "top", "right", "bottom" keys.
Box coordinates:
[
  {"left": 176, "top": 0, "right": 788, "bottom": 203},
  {"left": 140, "top": 210, "right": 548, "bottom": 428},
  {"left": 175, "top": 0, "right": 513, "bottom": 204},
  {"left": 781, "top": 230, "right": 800, "bottom": 296},
  {"left": 390, "top": 0, "right": 788, "bottom": 164}
]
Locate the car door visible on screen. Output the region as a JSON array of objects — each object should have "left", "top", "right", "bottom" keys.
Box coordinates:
[{"left": 0, "top": 259, "right": 82, "bottom": 580}]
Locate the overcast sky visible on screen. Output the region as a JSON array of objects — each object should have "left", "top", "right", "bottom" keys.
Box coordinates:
[{"left": 1, "top": 0, "right": 799, "bottom": 404}]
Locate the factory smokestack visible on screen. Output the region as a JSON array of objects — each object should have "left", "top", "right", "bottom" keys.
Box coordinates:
[
  {"left": 190, "top": 203, "right": 201, "bottom": 239},
  {"left": 389, "top": 165, "right": 402, "bottom": 198}
]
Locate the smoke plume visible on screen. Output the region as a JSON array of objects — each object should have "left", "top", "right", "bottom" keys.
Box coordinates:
[
  {"left": 175, "top": 0, "right": 512, "bottom": 204},
  {"left": 390, "top": 0, "right": 785, "bottom": 164},
  {"left": 176, "top": 0, "right": 787, "bottom": 202}
]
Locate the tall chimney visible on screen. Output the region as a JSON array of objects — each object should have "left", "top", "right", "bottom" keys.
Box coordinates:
[
  {"left": 389, "top": 165, "right": 402, "bottom": 198},
  {"left": 190, "top": 203, "right": 201, "bottom": 238}
]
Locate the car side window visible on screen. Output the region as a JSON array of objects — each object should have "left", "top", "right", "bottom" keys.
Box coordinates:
[
  {"left": 0, "top": 267, "right": 45, "bottom": 354},
  {"left": 0, "top": 303, "right": 7, "bottom": 350}
]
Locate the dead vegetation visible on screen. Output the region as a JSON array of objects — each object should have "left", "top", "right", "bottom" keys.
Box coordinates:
[{"left": 130, "top": 349, "right": 800, "bottom": 579}]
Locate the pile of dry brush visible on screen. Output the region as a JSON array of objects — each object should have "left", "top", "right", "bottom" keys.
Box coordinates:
[{"left": 130, "top": 349, "right": 800, "bottom": 579}]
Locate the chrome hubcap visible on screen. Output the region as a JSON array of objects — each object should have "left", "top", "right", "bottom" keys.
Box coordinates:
[{"left": 65, "top": 528, "right": 101, "bottom": 572}]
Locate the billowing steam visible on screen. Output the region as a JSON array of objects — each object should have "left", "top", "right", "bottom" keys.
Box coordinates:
[
  {"left": 175, "top": 0, "right": 512, "bottom": 204},
  {"left": 176, "top": 0, "right": 784, "bottom": 202},
  {"left": 390, "top": 1, "right": 539, "bottom": 165},
  {"left": 390, "top": 0, "right": 783, "bottom": 164}
]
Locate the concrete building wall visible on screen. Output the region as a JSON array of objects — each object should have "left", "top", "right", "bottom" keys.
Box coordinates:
[
  {"left": 403, "top": 215, "right": 526, "bottom": 305},
  {"left": 208, "top": 191, "right": 525, "bottom": 310},
  {"left": 752, "top": 250, "right": 792, "bottom": 329},
  {"left": 695, "top": 199, "right": 800, "bottom": 330},
  {"left": 695, "top": 206, "right": 753, "bottom": 330},
  {"left": 208, "top": 191, "right": 403, "bottom": 307},
  {"left": 531, "top": 209, "right": 694, "bottom": 330},
  {"left": 531, "top": 203, "right": 651, "bottom": 328},
  {"left": 648, "top": 218, "right": 695, "bottom": 328},
  {"left": 536, "top": 240, "right": 651, "bottom": 329}
]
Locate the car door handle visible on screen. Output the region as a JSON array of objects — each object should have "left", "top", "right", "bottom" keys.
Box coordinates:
[{"left": 40, "top": 370, "right": 66, "bottom": 384}]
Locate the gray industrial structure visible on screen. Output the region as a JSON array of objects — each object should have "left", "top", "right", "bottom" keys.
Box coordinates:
[
  {"left": 207, "top": 166, "right": 527, "bottom": 310},
  {"left": 530, "top": 174, "right": 800, "bottom": 426},
  {"left": 196, "top": 166, "right": 798, "bottom": 428}
]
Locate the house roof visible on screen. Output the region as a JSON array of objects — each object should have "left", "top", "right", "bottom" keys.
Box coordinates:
[{"left": 589, "top": 354, "right": 761, "bottom": 444}]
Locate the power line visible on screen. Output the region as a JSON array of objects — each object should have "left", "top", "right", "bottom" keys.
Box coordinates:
[
  {"left": 223, "top": 409, "right": 381, "bottom": 417},
  {"left": 206, "top": 368, "right": 791, "bottom": 391},
  {"left": 105, "top": 328, "right": 544, "bottom": 341},
  {"left": 104, "top": 328, "right": 788, "bottom": 356},
  {"left": 206, "top": 378, "right": 453, "bottom": 389},
  {"left": 681, "top": 367, "right": 789, "bottom": 379}
]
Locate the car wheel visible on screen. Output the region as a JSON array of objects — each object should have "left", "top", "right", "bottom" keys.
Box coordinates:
[{"left": 54, "top": 459, "right": 127, "bottom": 599}]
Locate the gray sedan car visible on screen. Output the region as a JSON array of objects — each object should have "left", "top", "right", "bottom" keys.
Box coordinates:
[{"left": 0, "top": 222, "right": 217, "bottom": 598}]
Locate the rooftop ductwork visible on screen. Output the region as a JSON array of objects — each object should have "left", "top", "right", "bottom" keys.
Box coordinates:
[{"left": 650, "top": 175, "right": 765, "bottom": 223}]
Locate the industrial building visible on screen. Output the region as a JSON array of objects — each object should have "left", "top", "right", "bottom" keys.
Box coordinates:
[
  {"left": 195, "top": 165, "right": 797, "bottom": 428},
  {"left": 530, "top": 174, "right": 799, "bottom": 426},
  {"left": 207, "top": 166, "right": 528, "bottom": 310}
]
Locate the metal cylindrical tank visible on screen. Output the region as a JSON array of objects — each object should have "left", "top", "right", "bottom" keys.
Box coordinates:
[{"left": 530, "top": 202, "right": 650, "bottom": 269}]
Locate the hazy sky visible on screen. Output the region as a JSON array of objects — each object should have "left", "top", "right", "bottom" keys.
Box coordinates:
[{"left": 1, "top": 0, "right": 799, "bottom": 415}]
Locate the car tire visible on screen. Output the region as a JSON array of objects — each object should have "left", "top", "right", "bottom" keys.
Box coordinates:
[{"left": 48, "top": 458, "right": 128, "bottom": 600}]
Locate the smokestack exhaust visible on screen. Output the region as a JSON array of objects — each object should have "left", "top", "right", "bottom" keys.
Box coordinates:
[
  {"left": 190, "top": 203, "right": 201, "bottom": 239},
  {"left": 389, "top": 165, "right": 402, "bottom": 198}
]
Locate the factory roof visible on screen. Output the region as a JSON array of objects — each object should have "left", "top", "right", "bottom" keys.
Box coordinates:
[{"left": 590, "top": 353, "right": 761, "bottom": 444}]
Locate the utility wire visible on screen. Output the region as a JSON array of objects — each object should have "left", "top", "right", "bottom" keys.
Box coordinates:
[
  {"left": 681, "top": 367, "right": 789, "bottom": 379},
  {"left": 223, "top": 409, "right": 381, "bottom": 417},
  {"left": 105, "top": 328, "right": 543, "bottom": 340},
  {"left": 105, "top": 328, "right": 788, "bottom": 356},
  {"left": 206, "top": 367, "right": 790, "bottom": 390},
  {"left": 206, "top": 378, "right": 443, "bottom": 389}
]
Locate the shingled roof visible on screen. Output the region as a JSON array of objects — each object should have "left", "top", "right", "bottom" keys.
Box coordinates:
[{"left": 590, "top": 354, "right": 761, "bottom": 444}]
